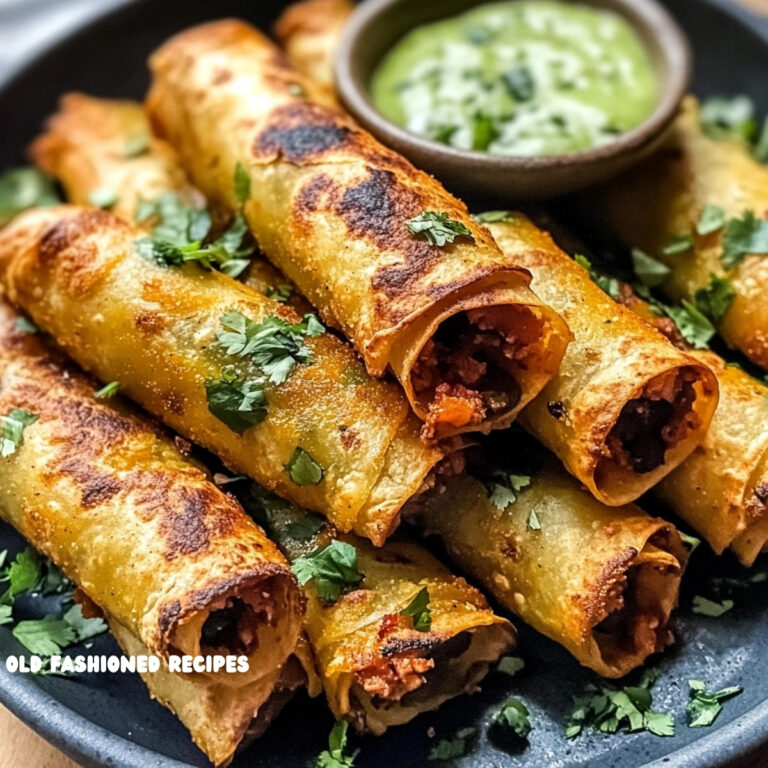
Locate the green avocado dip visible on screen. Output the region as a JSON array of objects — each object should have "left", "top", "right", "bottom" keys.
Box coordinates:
[{"left": 371, "top": 0, "right": 659, "bottom": 157}]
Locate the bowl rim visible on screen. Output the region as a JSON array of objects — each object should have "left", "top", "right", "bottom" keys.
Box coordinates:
[{"left": 335, "top": 0, "right": 693, "bottom": 170}]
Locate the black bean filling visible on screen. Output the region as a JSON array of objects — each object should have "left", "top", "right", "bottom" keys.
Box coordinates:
[
  {"left": 610, "top": 397, "right": 675, "bottom": 474},
  {"left": 201, "top": 600, "right": 245, "bottom": 652}
]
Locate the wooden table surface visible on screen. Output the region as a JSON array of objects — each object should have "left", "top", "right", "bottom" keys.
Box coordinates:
[{"left": 3, "top": 0, "right": 768, "bottom": 766}]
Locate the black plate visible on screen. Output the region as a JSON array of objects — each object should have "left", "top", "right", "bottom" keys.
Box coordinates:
[{"left": 1, "top": 1, "right": 768, "bottom": 766}]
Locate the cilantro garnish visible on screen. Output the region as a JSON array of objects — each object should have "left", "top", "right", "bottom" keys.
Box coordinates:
[
  {"left": 0, "top": 167, "right": 60, "bottom": 226},
  {"left": 88, "top": 187, "right": 117, "bottom": 210},
  {"left": 286, "top": 514, "right": 325, "bottom": 541},
  {"left": 662, "top": 233, "right": 694, "bottom": 256},
  {"left": 526, "top": 507, "right": 542, "bottom": 531},
  {"left": 692, "top": 595, "right": 734, "bottom": 617},
  {"left": 700, "top": 95, "right": 757, "bottom": 143},
  {"left": 472, "top": 114, "right": 499, "bottom": 151},
  {"left": 631, "top": 249, "right": 670, "bottom": 288},
  {"left": 687, "top": 680, "right": 742, "bottom": 727},
  {"left": 693, "top": 274, "right": 735, "bottom": 324},
  {"left": 205, "top": 372, "right": 267, "bottom": 433},
  {"left": 697, "top": 204, "right": 726, "bottom": 236},
  {"left": 497, "top": 656, "right": 525, "bottom": 677},
  {"left": 664, "top": 300, "right": 715, "bottom": 349},
  {"left": 94, "top": 381, "right": 120, "bottom": 399},
  {"left": 428, "top": 727, "right": 477, "bottom": 761},
  {"left": 216, "top": 310, "right": 323, "bottom": 385},
  {"left": 484, "top": 469, "right": 532, "bottom": 511},
  {"left": 679, "top": 532, "right": 701, "bottom": 553},
  {"left": 122, "top": 134, "right": 150, "bottom": 158},
  {"left": 234, "top": 162, "right": 251, "bottom": 205},
  {"left": 574, "top": 253, "right": 620, "bottom": 299},
  {"left": 566, "top": 670, "right": 674, "bottom": 738},
  {"left": 14, "top": 316, "right": 37, "bottom": 334},
  {"left": 0, "top": 547, "right": 42, "bottom": 604},
  {"left": 473, "top": 210, "right": 512, "bottom": 223},
  {"left": 314, "top": 720, "right": 358, "bottom": 768},
  {"left": 285, "top": 446, "right": 324, "bottom": 486},
  {"left": 11, "top": 604, "right": 106, "bottom": 656},
  {"left": 504, "top": 66, "right": 535, "bottom": 102},
  {"left": 406, "top": 211, "right": 474, "bottom": 247},
  {"left": 721, "top": 210, "right": 768, "bottom": 269},
  {"left": 292, "top": 540, "right": 364, "bottom": 602},
  {"left": 493, "top": 699, "right": 532, "bottom": 738},
  {"left": 400, "top": 586, "right": 431, "bottom": 632},
  {"left": 265, "top": 284, "right": 294, "bottom": 303},
  {"left": 1, "top": 408, "right": 38, "bottom": 458},
  {"left": 0, "top": 605, "right": 11, "bottom": 626}
]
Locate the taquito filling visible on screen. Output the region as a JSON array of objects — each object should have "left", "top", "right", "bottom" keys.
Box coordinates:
[
  {"left": 591, "top": 536, "right": 681, "bottom": 666},
  {"left": 602, "top": 368, "right": 700, "bottom": 474},
  {"left": 413, "top": 307, "right": 543, "bottom": 440}
]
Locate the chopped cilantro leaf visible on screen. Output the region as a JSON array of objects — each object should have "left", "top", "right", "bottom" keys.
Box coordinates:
[
  {"left": 62, "top": 603, "right": 107, "bottom": 642},
  {"left": 662, "top": 233, "right": 694, "bottom": 255},
  {"left": 428, "top": 727, "right": 477, "bottom": 761},
  {"left": 400, "top": 586, "right": 431, "bottom": 632},
  {"left": 0, "top": 604, "right": 11, "bottom": 626},
  {"left": 497, "top": 655, "right": 525, "bottom": 677},
  {"left": 94, "top": 381, "right": 120, "bottom": 399},
  {"left": 87, "top": 187, "right": 117, "bottom": 209},
  {"left": 406, "top": 211, "right": 474, "bottom": 247},
  {"left": 265, "top": 284, "right": 294, "bottom": 303},
  {"left": 722, "top": 210, "right": 768, "bottom": 269},
  {"left": 485, "top": 470, "right": 531, "bottom": 511},
  {"left": 693, "top": 274, "right": 735, "bottom": 324},
  {"left": 0, "top": 548, "right": 42, "bottom": 605},
  {"left": 1, "top": 408, "right": 38, "bottom": 458},
  {"left": 504, "top": 66, "right": 535, "bottom": 102},
  {"left": 314, "top": 720, "right": 357, "bottom": 768},
  {"left": 12, "top": 615, "right": 76, "bottom": 655},
  {"left": 700, "top": 95, "right": 757, "bottom": 143},
  {"left": 234, "top": 162, "right": 251, "bottom": 205},
  {"left": 473, "top": 210, "right": 512, "bottom": 223},
  {"left": 205, "top": 373, "right": 267, "bottom": 433},
  {"left": 692, "top": 595, "right": 734, "bottom": 617},
  {"left": 574, "top": 253, "right": 620, "bottom": 299},
  {"left": 493, "top": 698, "right": 532, "bottom": 738},
  {"left": 285, "top": 446, "right": 324, "bottom": 486},
  {"left": 14, "top": 316, "right": 37, "bottom": 334},
  {"left": 286, "top": 514, "right": 325, "bottom": 541},
  {"left": 680, "top": 532, "right": 701, "bottom": 553},
  {"left": 0, "top": 167, "right": 60, "bottom": 226},
  {"left": 664, "top": 300, "right": 715, "bottom": 349},
  {"left": 687, "top": 680, "right": 742, "bottom": 727},
  {"left": 292, "top": 540, "right": 363, "bottom": 602},
  {"left": 216, "top": 310, "right": 323, "bottom": 385},
  {"left": 697, "top": 204, "right": 726, "bottom": 235},
  {"left": 122, "top": 134, "right": 150, "bottom": 158},
  {"left": 631, "top": 249, "right": 670, "bottom": 287},
  {"left": 526, "top": 507, "right": 542, "bottom": 531},
  {"left": 472, "top": 114, "right": 498, "bottom": 151}
]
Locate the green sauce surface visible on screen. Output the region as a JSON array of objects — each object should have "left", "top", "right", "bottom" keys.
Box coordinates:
[{"left": 371, "top": 0, "right": 659, "bottom": 156}]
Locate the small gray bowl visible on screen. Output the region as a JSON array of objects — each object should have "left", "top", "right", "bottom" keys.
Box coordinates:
[{"left": 335, "top": 0, "right": 692, "bottom": 201}]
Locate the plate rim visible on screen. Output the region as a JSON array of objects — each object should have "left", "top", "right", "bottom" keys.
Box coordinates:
[{"left": 0, "top": 0, "right": 768, "bottom": 766}]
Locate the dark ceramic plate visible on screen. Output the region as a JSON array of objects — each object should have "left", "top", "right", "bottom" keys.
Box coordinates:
[{"left": 1, "top": 1, "right": 768, "bottom": 766}]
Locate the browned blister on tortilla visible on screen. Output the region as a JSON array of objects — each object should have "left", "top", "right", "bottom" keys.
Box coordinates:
[{"left": 146, "top": 20, "right": 570, "bottom": 440}]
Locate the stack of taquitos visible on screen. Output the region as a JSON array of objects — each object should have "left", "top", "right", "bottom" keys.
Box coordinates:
[
  {"left": 146, "top": 20, "right": 571, "bottom": 440},
  {"left": 0, "top": 204, "right": 443, "bottom": 545},
  {"left": 247, "top": 488, "right": 515, "bottom": 733},
  {"left": 586, "top": 96, "right": 768, "bottom": 369},
  {"left": 0, "top": 296, "right": 306, "bottom": 764}
]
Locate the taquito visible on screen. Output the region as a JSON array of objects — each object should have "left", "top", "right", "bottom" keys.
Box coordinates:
[
  {"left": 410, "top": 437, "right": 688, "bottom": 678},
  {"left": 0, "top": 206, "right": 442, "bottom": 545},
  {"left": 0, "top": 297, "right": 303, "bottom": 686},
  {"left": 488, "top": 214, "right": 719, "bottom": 506},
  {"left": 29, "top": 93, "right": 308, "bottom": 311},
  {"left": 274, "top": 0, "right": 354, "bottom": 93},
  {"left": 617, "top": 286, "right": 768, "bottom": 565},
  {"left": 108, "top": 617, "right": 315, "bottom": 767},
  {"left": 247, "top": 487, "right": 515, "bottom": 734},
  {"left": 588, "top": 96, "right": 768, "bottom": 369},
  {"left": 146, "top": 20, "right": 570, "bottom": 440}
]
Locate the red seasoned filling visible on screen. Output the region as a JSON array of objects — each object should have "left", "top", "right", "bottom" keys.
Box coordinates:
[
  {"left": 200, "top": 591, "right": 274, "bottom": 655},
  {"left": 413, "top": 308, "right": 541, "bottom": 439},
  {"left": 355, "top": 656, "right": 436, "bottom": 701},
  {"left": 603, "top": 369, "right": 699, "bottom": 474}
]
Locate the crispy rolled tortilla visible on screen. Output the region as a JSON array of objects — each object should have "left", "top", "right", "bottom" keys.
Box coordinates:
[
  {"left": 0, "top": 205, "right": 442, "bottom": 545},
  {"left": 616, "top": 285, "right": 768, "bottom": 565},
  {"left": 108, "top": 617, "right": 314, "bottom": 767},
  {"left": 487, "top": 214, "right": 718, "bottom": 506},
  {"left": 410, "top": 440, "right": 688, "bottom": 678},
  {"left": 248, "top": 488, "right": 515, "bottom": 734},
  {"left": 274, "top": 0, "right": 354, "bottom": 93},
  {"left": 29, "top": 93, "right": 308, "bottom": 311},
  {"left": 147, "top": 20, "right": 570, "bottom": 440},
  {"left": 588, "top": 96, "right": 768, "bottom": 369},
  {"left": 0, "top": 297, "right": 302, "bottom": 686}
]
